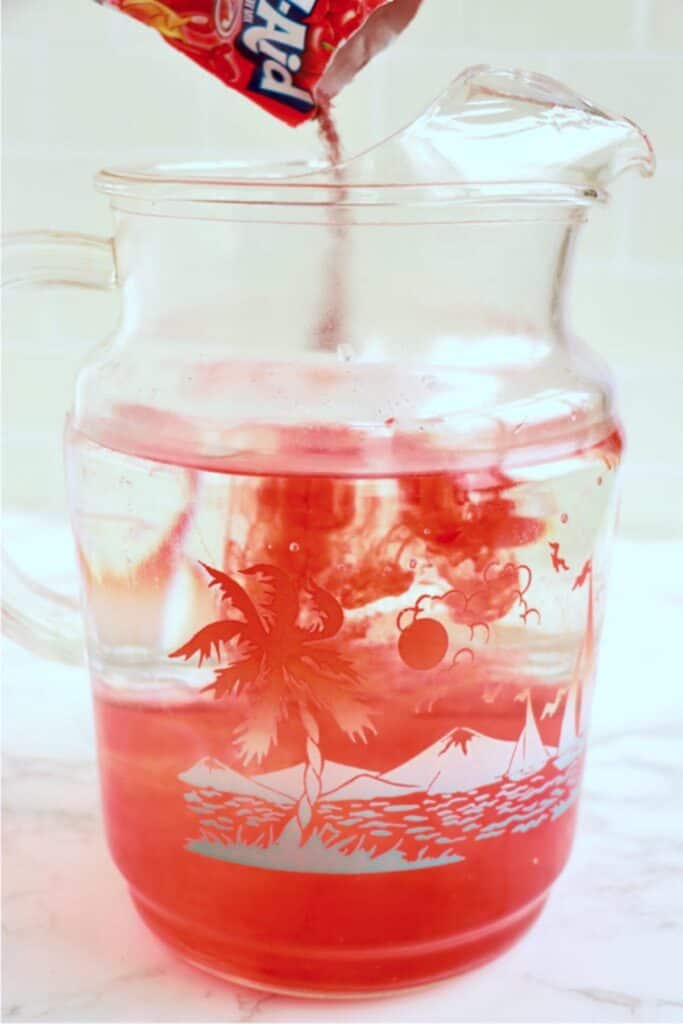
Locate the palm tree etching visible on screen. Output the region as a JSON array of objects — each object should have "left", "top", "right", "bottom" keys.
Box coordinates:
[{"left": 170, "top": 562, "right": 375, "bottom": 839}]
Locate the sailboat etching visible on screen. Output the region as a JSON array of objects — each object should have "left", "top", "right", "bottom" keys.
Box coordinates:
[
  {"left": 558, "top": 570, "right": 596, "bottom": 766},
  {"left": 508, "top": 691, "right": 549, "bottom": 779}
]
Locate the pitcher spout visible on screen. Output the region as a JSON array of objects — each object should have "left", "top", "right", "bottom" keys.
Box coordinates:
[{"left": 331, "top": 64, "right": 655, "bottom": 198}]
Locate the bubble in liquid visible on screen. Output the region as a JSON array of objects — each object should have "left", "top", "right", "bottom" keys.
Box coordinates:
[{"left": 289, "top": 542, "right": 300, "bottom": 553}]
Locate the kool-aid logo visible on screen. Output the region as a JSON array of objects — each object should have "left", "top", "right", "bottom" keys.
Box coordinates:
[{"left": 239, "top": 0, "right": 318, "bottom": 112}]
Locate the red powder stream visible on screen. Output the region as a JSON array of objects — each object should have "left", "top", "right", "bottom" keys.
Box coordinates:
[
  {"left": 315, "top": 97, "right": 349, "bottom": 353},
  {"left": 317, "top": 96, "right": 344, "bottom": 165}
]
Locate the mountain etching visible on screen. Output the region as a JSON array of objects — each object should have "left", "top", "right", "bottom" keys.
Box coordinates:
[{"left": 179, "top": 680, "right": 585, "bottom": 872}]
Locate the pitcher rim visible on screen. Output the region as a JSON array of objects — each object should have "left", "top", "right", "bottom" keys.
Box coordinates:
[{"left": 95, "top": 162, "right": 602, "bottom": 208}]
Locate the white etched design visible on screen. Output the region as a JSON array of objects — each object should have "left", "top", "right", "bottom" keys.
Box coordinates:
[
  {"left": 180, "top": 693, "right": 585, "bottom": 874},
  {"left": 508, "top": 692, "right": 549, "bottom": 779}
]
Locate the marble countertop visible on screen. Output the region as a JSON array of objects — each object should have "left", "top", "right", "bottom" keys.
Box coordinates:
[{"left": 3, "top": 538, "right": 683, "bottom": 1024}]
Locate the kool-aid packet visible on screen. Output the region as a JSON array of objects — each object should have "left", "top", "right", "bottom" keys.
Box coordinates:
[{"left": 96, "top": 0, "right": 422, "bottom": 125}]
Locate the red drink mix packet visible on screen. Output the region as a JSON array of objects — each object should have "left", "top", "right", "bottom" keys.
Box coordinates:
[{"left": 96, "top": 0, "right": 422, "bottom": 125}]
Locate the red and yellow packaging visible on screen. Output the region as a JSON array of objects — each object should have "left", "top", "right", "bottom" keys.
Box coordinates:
[{"left": 97, "top": 0, "right": 422, "bottom": 125}]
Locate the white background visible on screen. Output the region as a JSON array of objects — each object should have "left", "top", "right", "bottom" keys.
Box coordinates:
[{"left": 3, "top": 0, "right": 683, "bottom": 538}]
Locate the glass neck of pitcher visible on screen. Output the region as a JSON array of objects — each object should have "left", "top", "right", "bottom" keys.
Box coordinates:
[{"left": 112, "top": 202, "right": 586, "bottom": 359}]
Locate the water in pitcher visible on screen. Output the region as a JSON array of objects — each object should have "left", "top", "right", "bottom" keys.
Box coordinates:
[{"left": 68, "top": 415, "right": 619, "bottom": 992}]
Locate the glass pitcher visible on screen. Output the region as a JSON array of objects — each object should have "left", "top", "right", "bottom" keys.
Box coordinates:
[{"left": 3, "top": 68, "right": 654, "bottom": 996}]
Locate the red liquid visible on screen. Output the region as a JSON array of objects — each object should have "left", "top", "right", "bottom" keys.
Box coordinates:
[
  {"left": 79, "top": 431, "right": 619, "bottom": 994},
  {"left": 95, "top": 692, "right": 580, "bottom": 994}
]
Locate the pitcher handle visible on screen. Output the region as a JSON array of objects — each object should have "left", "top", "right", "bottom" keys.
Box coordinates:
[{"left": 2, "top": 231, "right": 117, "bottom": 664}]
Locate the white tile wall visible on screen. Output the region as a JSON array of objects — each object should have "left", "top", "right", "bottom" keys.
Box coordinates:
[{"left": 3, "top": 0, "right": 682, "bottom": 536}]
